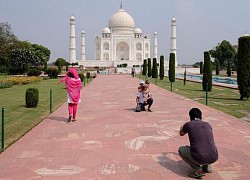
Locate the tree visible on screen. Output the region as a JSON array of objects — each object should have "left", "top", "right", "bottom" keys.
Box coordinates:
[
  {"left": 31, "top": 44, "right": 51, "bottom": 63},
  {"left": 200, "top": 61, "right": 203, "bottom": 75},
  {"left": 55, "top": 58, "right": 66, "bottom": 67},
  {"left": 237, "top": 36, "right": 250, "bottom": 100},
  {"left": 0, "top": 22, "right": 18, "bottom": 69},
  {"left": 226, "top": 59, "right": 231, "bottom": 77},
  {"left": 215, "top": 59, "right": 220, "bottom": 76},
  {"left": 159, "top": 55, "right": 164, "bottom": 80},
  {"left": 209, "top": 40, "right": 236, "bottom": 69},
  {"left": 142, "top": 59, "right": 147, "bottom": 75},
  {"left": 147, "top": 58, "right": 152, "bottom": 77},
  {"left": 152, "top": 58, "right": 158, "bottom": 78},
  {"left": 193, "top": 61, "right": 200, "bottom": 68},
  {"left": 169, "top": 53, "right": 175, "bottom": 91},
  {"left": 10, "top": 48, "right": 43, "bottom": 74},
  {"left": 202, "top": 51, "right": 212, "bottom": 91},
  {"left": 55, "top": 58, "right": 67, "bottom": 73}
]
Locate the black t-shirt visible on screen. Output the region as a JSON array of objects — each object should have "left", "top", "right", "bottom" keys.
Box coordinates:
[{"left": 182, "top": 119, "right": 218, "bottom": 164}]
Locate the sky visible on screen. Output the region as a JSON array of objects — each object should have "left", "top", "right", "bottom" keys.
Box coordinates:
[{"left": 1, "top": 0, "right": 250, "bottom": 65}]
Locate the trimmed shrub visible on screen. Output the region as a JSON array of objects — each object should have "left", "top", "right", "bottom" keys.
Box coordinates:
[
  {"left": 142, "top": 59, "right": 147, "bottom": 75},
  {"left": 237, "top": 36, "right": 250, "bottom": 100},
  {"left": 215, "top": 59, "right": 220, "bottom": 75},
  {"left": 184, "top": 68, "right": 187, "bottom": 85},
  {"left": 169, "top": 53, "right": 175, "bottom": 83},
  {"left": 202, "top": 51, "right": 212, "bottom": 91},
  {"left": 227, "top": 59, "right": 231, "bottom": 77},
  {"left": 27, "top": 69, "right": 42, "bottom": 76},
  {"left": 200, "top": 61, "right": 203, "bottom": 75},
  {"left": 25, "top": 88, "right": 39, "bottom": 108},
  {"left": 147, "top": 58, "right": 152, "bottom": 77},
  {"left": 159, "top": 56, "right": 164, "bottom": 80},
  {"left": 46, "top": 69, "right": 59, "bottom": 78},
  {"left": 152, "top": 58, "right": 158, "bottom": 78}
]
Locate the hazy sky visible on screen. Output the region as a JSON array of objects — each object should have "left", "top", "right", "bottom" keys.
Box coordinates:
[{"left": 1, "top": 0, "right": 249, "bottom": 65}]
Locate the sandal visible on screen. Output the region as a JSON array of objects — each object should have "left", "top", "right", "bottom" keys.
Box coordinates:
[
  {"left": 188, "top": 172, "right": 205, "bottom": 179},
  {"left": 72, "top": 119, "right": 76, "bottom": 122},
  {"left": 68, "top": 115, "right": 72, "bottom": 122}
]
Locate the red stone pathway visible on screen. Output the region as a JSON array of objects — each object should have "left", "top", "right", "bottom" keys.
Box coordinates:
[{"left": 0, "top": 74, "right": 250, "bottom": 179}]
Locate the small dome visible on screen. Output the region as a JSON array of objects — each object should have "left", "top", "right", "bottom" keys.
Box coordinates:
[
  {"left": 70, "top": 16, "right": 75, "bottom": 20},
  {"left": 171, "top": 17, "right": 176, "bottom": 22},
  {"left": 244, "top": 33, "right": 250, "bottom": 37},
  {"left": 134, "top": 27, "right": 142, "bottom": 34},
  {"left": 102, "top": 27, "right": 111, "bottom": 33},
  {"left": 82, "top": 30, "right": 85, "bottom": 34},
  {"left": 154, "top": 32, "right": 157, "bottom": 35},
  {"left": 108, "top": 9, "right": 134, "bottom": 30}
]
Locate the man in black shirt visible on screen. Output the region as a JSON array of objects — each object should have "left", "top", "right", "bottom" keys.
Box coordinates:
[{"left": 178, "top": 108, "right": 218, "bottom": 179}]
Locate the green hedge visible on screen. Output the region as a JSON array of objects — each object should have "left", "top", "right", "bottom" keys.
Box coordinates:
[{"left": 25, "top": 88, "right": 39, "bottom": 108}]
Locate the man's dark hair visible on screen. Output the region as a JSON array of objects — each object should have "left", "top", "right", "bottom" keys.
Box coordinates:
[{"left": 189, "top": 108, "right": 202, "bottom": 120}]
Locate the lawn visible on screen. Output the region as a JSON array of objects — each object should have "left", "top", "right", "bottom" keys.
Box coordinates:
[
  {"left": 0, "top": 77, "right": 68, "bottom": 150},
  {"left": 138, "top": 75, "right": 249, "bottom": 119}
]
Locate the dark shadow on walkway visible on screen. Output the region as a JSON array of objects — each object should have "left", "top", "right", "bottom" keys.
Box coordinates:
[
  {"left": 124, "top": 108, "right": 136, "bottom": 112},
  {"left": 49, "top": 116, "right": 68, "bottom": 122},
  {"left": 157, "top": 152, "right": 190, "bottom": 178}
]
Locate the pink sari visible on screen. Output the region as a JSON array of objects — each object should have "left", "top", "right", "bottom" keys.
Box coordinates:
[{"left": 59, "top": 68, "right": 82, "bottom": 104}]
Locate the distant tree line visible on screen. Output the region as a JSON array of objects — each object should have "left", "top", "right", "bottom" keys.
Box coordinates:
[{"left": 0, "top": 22, "right": 51, "bottom": 74}]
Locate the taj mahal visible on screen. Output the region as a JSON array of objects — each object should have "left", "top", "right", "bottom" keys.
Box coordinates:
[{"left": 68, "top": 3, "right": 178, "bottom": 68}]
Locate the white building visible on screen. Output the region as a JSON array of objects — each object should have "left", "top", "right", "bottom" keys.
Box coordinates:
[
  {"left": 69, "top": 6, "right": 151, "bottom": 67},
  {"left": 69, "top": 5, "right": 178, "bottom": 68},
  {"left": 94, "top": 7, "right": 150, "bottom": 66}
]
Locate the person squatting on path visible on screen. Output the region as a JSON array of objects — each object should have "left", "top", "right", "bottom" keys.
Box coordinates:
[
  {"left": 58, "top": 68, "right": 82, "bottom": 122},
  {"left": 136, "top": 81, "right": 153, "bottom": 112},
  {"left": 178, "top": 108, "right": 218, "bottom": 179}
]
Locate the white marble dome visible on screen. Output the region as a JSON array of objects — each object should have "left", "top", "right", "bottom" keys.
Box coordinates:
[
  {"left": 102, "top": 27, "right": 111, "bottom": 33},
  {"left": 108, "top": 9, "right": 134, "bottom": 33},
  {"left": 134, "top": 27, "right": 142, "bottom": 34}
]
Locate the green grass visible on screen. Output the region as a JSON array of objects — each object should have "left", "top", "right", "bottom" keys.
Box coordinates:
[
  {"left": 0, "top": 78, "right": 68, "bottom": 150},
  {"left": 138, "top": 75, "right": 249, "bottom": 119}
]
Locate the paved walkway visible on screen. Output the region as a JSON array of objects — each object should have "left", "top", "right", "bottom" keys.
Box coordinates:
[{"left": 0, "top": 75, "right": 250, "bottom": 179}]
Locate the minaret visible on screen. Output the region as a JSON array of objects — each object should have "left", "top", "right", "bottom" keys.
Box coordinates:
[
  {"left": 170, "top": 17, "right": 178, "bottom": 67},
  {"left": 69, "top": 16, "right": 76, "bottom": 64},
  {"left": 81, "top": 31, "right": 85, "bottom": 61},
  {"left": 153, "top": 32, "right": 158, "bottom": 60}
]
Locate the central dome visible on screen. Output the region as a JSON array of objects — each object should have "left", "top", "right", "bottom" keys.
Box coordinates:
[{"left": 108, "top": 9, "right": 135, "bottom": 33}]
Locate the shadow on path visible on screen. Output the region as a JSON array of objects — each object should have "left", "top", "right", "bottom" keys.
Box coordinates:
[
  {"left": 49, "top": 116, "right": 68, "bottom": 122},
  {"left": 157, "top": 152, "right": 190, "bottom": 178}
]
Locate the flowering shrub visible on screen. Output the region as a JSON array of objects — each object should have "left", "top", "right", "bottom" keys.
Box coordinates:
[
  {"left": 0, "top": 81, "right": 13, "bottom": 89},
  {"left": 0, "top": 76, "right": 42, "bottom": 88}
]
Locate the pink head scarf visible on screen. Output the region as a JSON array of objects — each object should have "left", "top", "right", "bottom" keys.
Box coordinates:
[{"left": 59, "top": 68, "right": 82, "bottom": 104}]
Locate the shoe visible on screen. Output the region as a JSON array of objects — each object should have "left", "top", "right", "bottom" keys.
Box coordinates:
[
  {"left": 148, "top": 108, "right": 153, "bottom": 112},
  {"left": 202, "top": 165, "right": 212, "bottom": 173},
  {"left": 68, "top": 115, "right": 72, "bottom": 122},
  {"left": 72, "top": 119, "right": 76, "bottom": 122},
  {"left": 188, "top": 171, "right": 205, "bottom": 179}
]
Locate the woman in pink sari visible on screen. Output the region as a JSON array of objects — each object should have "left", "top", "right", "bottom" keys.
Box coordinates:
[{"left": 58, "top": 68, "right": 82, "bottom": 122}]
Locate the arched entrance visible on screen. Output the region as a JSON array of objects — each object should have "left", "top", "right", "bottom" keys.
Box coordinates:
[{"left": 116, "top": 42, "right": 129, "bottom": 60}]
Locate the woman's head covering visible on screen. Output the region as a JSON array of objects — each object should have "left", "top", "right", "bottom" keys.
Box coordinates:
[{"left": 67, "top": 68, "right": 80, "bottom": 79}]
